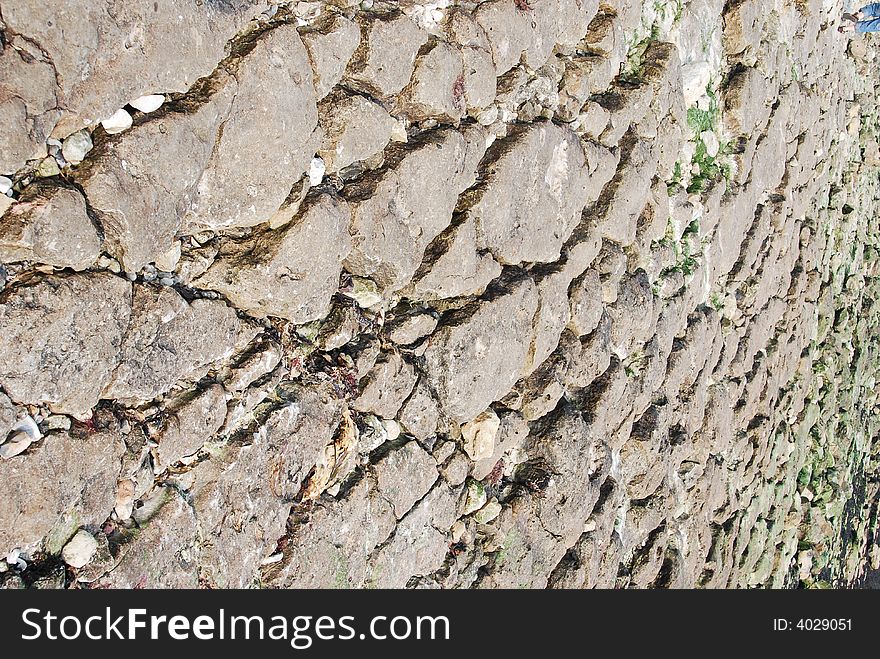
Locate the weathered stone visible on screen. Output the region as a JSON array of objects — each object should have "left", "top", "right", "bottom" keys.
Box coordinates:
[
  {"left": 569, "top": 269, "right": 603, "bottom": 336},
  {"left": 0, "top": 429, "right": 124, "bottom": 554},
  {"left": 153, "top": 385, "right": 227, "bottom": 470},
  {"left": 375, "top": 441, "right": 438, "bottom": 518},
  {"left": 61, "top": 529, "right": 98, "bottom": 568},
  {"left": 264, "top": 475, "right": 396, "bottom": 588},
  {"left": 103, "top": 286, "right": 256, "bottom": 403},
  {"left": 398, "top": 42, "right": 465, "bottom": 124},
  {"left": 0, "top": 273, "right": 132, "bottom": 418},
  {"left": 353, "top": 351, "right": 417, "bottom": 419},
  {"left": 469, "top": 122, "right": 603, "bottom": 265},
  {"left": 423, "top": 277, "right": 539, "bottom": 423},
  {"left": 302, "top": 14, "right": 362, "bottom": 99},
  {"left": 4, "top": 1, "right": 265, "bottom": 139},
  {"left": 398, "top": 379, "right": 442, "bottom": 442},
  {"left": 194, "top": 195, "right": 351, "bottom": 323},
  {"left": 388, "top": 313, "right": 439, "bottom": 345},
  {"left": 80, "top": 24, "right": 319, "bottom": 270},
  {"left": 409, "top": 214, "right": 500, "bottom": 300},
  {"left": 193, "top": 382, "right": 343, "bottom": 588},
  {"left": 182, "top": 25, "right": 320, "bottom": 232},
  {"left": 0, "top": 184, "right": 100, "bottom": 270},
  {"left": 99, "top": 488, "right": 200, "bottom": 588},
  {"left": 318, "top": 93, "right": 396, "bottom": 173},
  {"left": 406, "top": 216, "right": 502, "bottom": 301},
  {"left": 0, "top": 35, "right": 63, "bottom": 173},
  {"left": 370, "top": 483, "right": 458, "bottom": 587},
  {"left": 344, "top": 15, "right": 428, "bottom": 98},
  {"left": 461, "top": 409, "right": 501, "bottom": 462},
  {"left": 344, "top": 127, "right": 485, "bottom": 293}
]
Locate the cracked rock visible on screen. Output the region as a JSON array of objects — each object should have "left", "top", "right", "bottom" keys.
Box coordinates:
[{"left": 194, "top": 194, "right": 351, "bottom": 323}]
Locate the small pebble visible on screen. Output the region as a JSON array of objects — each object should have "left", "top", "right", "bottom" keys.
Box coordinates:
[
  {"left": 47, "top": 415, "right": 72, "bottom": 431},
  {"left": 61, "top": 530, "right": 98, "bottom": 568},
  {"left": 101, "top": 108, "right": 133, "bottom": 134},
  {"left": 114, "top": 479, "right": 136, "bottom": 520},
  {"left": 159, "top": 277, "right": 175, "bottom": 287},
  {"left": 309, "top": 156, "right": 326, "bottom": 186},
  {"left": 61, "top": 130, "right": 94, "bottom": 165},
  {"left": 0, "top": 176, "right": 12, "bottom": 195},
  {"left": 36, "top": 157, "right": 60, "bottom": 178},
  {"left": 154, "top": 241, "right": 182, "bottom": 271},
  {"left": 125, "top": 271, "right": 137, "bottom": 281},
  {"left": 129, "top": 94, "right": 165, "bottom": 113}
]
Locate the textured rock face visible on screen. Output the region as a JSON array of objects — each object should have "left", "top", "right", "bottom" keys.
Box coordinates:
[
  {"left": 0, "top": 1, "right": 265, "bottom": 162},
  {"left": 1, "top": 0, "right": 879, "bottom": 592},
  {"left": 0, "top": 273, "right": 132, "bottom": 418},
  {"left": 194, "top": 195, "right": 351, "bottom": 322},
  {"left": 0, "top": 429, "right": 124, "bottom": 553},
  {"left": 103, "top": 286, "right": 256, "bottom": 403},
  {"left": 0, "top": 184, "right": 100, "bottom": 270}
]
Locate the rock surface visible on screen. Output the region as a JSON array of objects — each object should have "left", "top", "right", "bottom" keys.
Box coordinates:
[{"left": 0, "top": 0, "right": 878, "bottom": 592}]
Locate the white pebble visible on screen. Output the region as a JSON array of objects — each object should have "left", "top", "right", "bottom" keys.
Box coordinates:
[
  {"left": 5, "top": 549, "right": 26, "bottom": 570},
  {"left": 101, "top": 108, "right": 133, "bottom": 134},
  {"left": 61, "top": 530, "right": 98, "bottom": 568},
  {"left": 11, "top": 415, "right": 42, "bottom": 442},
  {"left": 61, "top": 130, "right": 94, "bottom": 165},
  {"left": 382, "top": 419, "right": 401, "bottom": 441},
  {"left": 700, "top": 130, "right": 720, "bottom": 158},
  {"left": 309, "top": 156, "right": 326, "bottom": 186},
  {"left": 159, "top": 277, "right": 175, "bottom": 287},
  {"left": 0, "top": 176, "right": 11, "bottom": 195},
  {"left": 129, "top": 94, "right": 165, "bottom": 113}
]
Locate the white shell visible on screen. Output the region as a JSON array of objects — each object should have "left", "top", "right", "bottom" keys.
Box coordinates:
[
  {"left": 0, "top": 435, "right": 33, "bottom": 459},
  {"left": 308, "top": 156, "right": 326, "bottom": 186},
  {"left": 101, "top": 108, "right": 133, "bottom": 134},
  {"left": 11, "top": 415, "right": 42, "bottom": 442},
  {"left": 129, "top": 94, "right": 165, "bottom": 113}
]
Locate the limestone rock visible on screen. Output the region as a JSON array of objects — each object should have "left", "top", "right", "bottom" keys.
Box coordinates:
[
  {"left": 398, "top": 42, "right": 465, "bottom": 124},
  {"left": 0, "top": 35, "right": 63, "bottom": 173},
  {"left": 468, "top": 122, "right": 601, "bottom": 265},
  {"left": 344, "top": 127, "right": 485, "bottom": 293},
  {"left": 352, "top": 351, "right": 418, "bottom": 419},
  {"left": 98, "top": 489, "right": 200, "bottom": 588},
  {"left": 423, "top": 277, "right": 539, "bottom": 423},
  {"left": 405, "top": 216, "right": 503, "bottom": 301},
  {"left": 182, "top": 24, "right": 320, "bottom": 232},
  {"left": 61, "top": 529, "right": 98, "bottom": 568},
  {"left": 0, "top": 184, "right": 100, "bottom": 270},
  {"left": 318, "top": 93, "right": 396, "bottom": 173},
  {"left": 194, "top": 383, "right": 343, "bottom": 587},
  {"left": 0, "top": 429, "right": 124, "bottom": 554},
  {"left": 81, "top": 24, "right": 319, "bottom": 270},
  {"left": 0, "top": 273, "right": 132, "bottom": 418},
  {"left": 2, "top": 0, "right": 264, "bottom": 141},
  {"left": 302, "top": 14, "right": 362, "bottom": 99},
  {"left": 344, "top": 15, "right": 428, "bottom": 98},
  {"left": 152, "top": 385, "right": 227, "bottom": 470},
  {"left": 103, "top": 286, "right": 257, "bottom": 404},
  {"left": 194, "top": 195, "right": 351, "bottom": 323},
  {"left": 398, "top": 379, "right": 442, "bottom": 442},
  {"left": 374, "top": 441, "right": 438, "bottom": 518},
  {"left": 388, "top": 313, "right": 439, "bottom": 345}
]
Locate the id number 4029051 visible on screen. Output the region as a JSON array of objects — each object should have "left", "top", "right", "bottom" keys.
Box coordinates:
[{"left": 773, "top": 618, "right": 852, "bottom": 631}]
